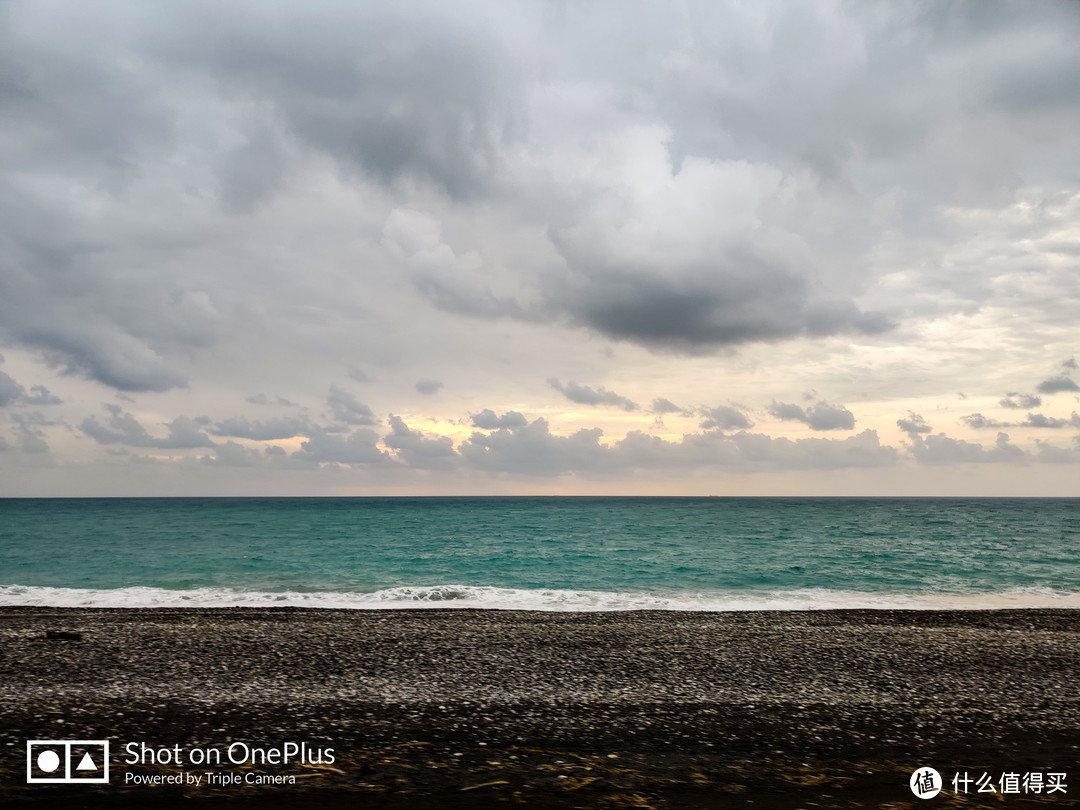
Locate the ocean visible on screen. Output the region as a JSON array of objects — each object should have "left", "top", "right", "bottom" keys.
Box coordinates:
[{"left": 1, "top": 497, "right": 1078, "bottom": 610}]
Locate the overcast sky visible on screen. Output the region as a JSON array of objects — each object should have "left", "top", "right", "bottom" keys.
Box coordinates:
[{"left": 1, "top": 0, "right": 1078, "bottom": 496}]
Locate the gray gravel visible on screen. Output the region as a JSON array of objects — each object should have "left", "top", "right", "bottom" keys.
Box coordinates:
[{"left": 2, "top": 607, "right": 1078, "bottom": 807}]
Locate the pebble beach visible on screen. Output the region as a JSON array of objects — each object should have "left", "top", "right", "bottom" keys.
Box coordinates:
[{"left": 2, "top": 607, "right": 1078, "bottom": 808}]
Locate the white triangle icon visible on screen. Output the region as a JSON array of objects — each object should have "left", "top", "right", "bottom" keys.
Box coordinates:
[{"left": 76, "top": 752, "right": 97, "bottom": 771}]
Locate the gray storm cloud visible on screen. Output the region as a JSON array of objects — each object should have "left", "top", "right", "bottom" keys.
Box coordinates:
[{"left": 543, "top": 230, "right": 893, "bottom": 353}]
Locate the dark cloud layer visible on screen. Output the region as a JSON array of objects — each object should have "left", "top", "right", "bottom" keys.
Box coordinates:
[
  {"left": 3, "top": 0, "right": 1077, "bottom": 396},
  {"left": 169, "top": 1, "right": 520, "bottom": 201},
  {"left": 544, "top": 244, "right": 893, "bottom": 354}
]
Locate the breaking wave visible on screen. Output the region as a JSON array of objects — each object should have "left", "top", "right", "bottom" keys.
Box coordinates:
[{"left": 2, "top": 584, "right": 1079, "bottom": 611}]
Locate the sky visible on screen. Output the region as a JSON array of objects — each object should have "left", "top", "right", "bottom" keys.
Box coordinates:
[{"left": 1, "top": 0, "right": 1078, "bottom": 496}]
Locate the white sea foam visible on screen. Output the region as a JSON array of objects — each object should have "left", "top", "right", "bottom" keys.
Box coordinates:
[{"left": 2, "top": 584, "right": 1079, "bottom": 611}]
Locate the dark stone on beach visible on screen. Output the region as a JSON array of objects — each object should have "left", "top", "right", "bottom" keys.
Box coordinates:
[{"left": 42, "top": 629, "right": 83, "bottom": 641}]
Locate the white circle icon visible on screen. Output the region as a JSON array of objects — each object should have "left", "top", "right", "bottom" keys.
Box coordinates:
[
  {"left": 910, "top": 767, "right": 942, "bottom": 798},
  {"left": 36, "top": 750, "right": 61, "bottom": 773}
]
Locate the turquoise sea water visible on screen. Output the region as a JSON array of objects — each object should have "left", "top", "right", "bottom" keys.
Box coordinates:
[{"left": 1, "top": 497, "right": 1078, "bottom": 610}]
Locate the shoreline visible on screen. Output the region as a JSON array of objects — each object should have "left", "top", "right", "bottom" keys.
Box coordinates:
[
  {"left": 3, "top": 608, "right": 1078, "bottom": 807},
  {"left": 5, "top": 604, "right": 1080, "bottom": 616},
  {"left": 5, "top": 584, "right": 1080, "bottom": 612}
]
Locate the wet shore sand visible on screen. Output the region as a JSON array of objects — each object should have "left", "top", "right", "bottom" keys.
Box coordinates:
[{"left": 2, "top": 607, "right": 1078, "bottom": 808}]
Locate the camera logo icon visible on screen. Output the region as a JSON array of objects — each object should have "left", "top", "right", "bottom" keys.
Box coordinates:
[{"left": 26, "top": 740, "right": 110, "bottom": 784}]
